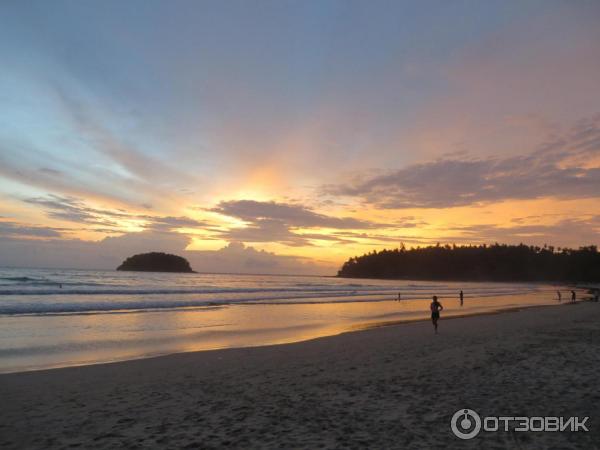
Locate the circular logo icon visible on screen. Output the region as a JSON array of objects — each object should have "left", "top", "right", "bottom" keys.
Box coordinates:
[{"left": 451, "top": 409, "right": 481, "bottom": 439}]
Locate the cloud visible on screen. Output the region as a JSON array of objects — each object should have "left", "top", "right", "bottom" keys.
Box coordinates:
[
  {"left": 0, "top": 231, "right": 192, "bottom": 270},
  {"left": 24, "top": 194, "right": 208, "bottom": 231},
  {"left": 24, "top": 194, "right": 404, "bottom": 249},
  {"left": 143, "top": 215, "right": 208, "bottom": 231},
  {"left": 326, "top": 115, "right": 600, "bottom": 209},
  {"left": 0, "top": 140, "right": 142, "bottom": 210},
  {"left": 38, "top": 167, "right": 63, "bottom": 176},
  {"left": 0, "top": 84, "right": 203, "bottom": 212},
  {"left": 211, "top": 199, "right": 378, "bottom": 229},
  {"left": 25, "top": 195, "right": 129, "bottom": 226},
  {"left": 439, "top": 216, "right": 600, "bottom": 249},
  {"left": 219, "top": 219, "right": 310, "bottom": 247},
  {"left": 53, "top": 85, "right": 201, "bottom": 188},
  {"left": 395, "top": 7, "right": 600, "bottom": 164},
  {"left": 0, "top": 221, "right": 63, "bottom": 238},
  {"left": 327, "top": 230, "right": 431, "bottom": 246},
  {"left": 209, "top": 199, "right": 395, "bottom": 246},
  {"left": 0, "top": 230, "right": 332, "bottom": 274},
  {"left": 186, "top": 241, "right": 332, "bottom": 275}
]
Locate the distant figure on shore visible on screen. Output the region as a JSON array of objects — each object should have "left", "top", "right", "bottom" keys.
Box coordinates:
[
  {"left": 397, "top": 292, "right": 401, "bottom": 301},
  {"left": 557, "top": 290, "right": 561, "bottom": 302},
  {"left": 459, "top": 290, "right": 464, "bottom": 307},
  {"left": 430, "top": 296, "right": 443, "bottom": 334},
  {"left": 571, "top": 290, "right": 576, "bottom": 303}
]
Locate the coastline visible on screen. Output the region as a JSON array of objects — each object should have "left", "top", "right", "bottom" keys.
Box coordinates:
[
  {"left": 0, "top": 299, "right": 567, "bottom": 376},
  {"left": 2, "top": 300, "right": 598, "bottom": 448},
  {"left": 0, "top": 286, "right": 581, "bottom": 374}
]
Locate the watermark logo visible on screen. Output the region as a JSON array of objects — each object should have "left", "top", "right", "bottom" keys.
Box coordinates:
[
  {"left": 450, "top": 409, "right": 589, "bottom": 439},
  {"left": 451, "top": 409, "right": 482, "bottom": 440}
]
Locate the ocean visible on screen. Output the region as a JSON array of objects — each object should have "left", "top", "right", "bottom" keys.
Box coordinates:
[{"left": 0, "top": 267, "right": 569, "bottom": 373}]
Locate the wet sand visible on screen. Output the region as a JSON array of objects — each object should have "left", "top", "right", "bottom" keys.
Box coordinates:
[{"left": 1, "top": 301, "right": 599, "bottom": 449}]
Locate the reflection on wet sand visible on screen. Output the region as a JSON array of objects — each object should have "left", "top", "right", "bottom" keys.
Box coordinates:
[{"left": 0, "top": 288, "right": 586, "bottom": 373}]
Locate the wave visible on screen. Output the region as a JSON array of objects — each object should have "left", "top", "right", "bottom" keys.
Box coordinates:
[
  {"left": 0, "top": 270, "right": 549, "bottom": 316},
  {"left": 0, "top": 276, "right": 108, "bottom": 288},
  {"left": 0, "top": 295, "right": 392, "bottom": 315},
  {"left": 0, "top": 282, "right": 105, "bottom": 288},
  {"left": 0, "top": 288, "right": 543, "bottom": 316},
  {"left": 0, "top": 287, "right": 387, "bottom": 296},
  {"left": 0, "top": 276, "right": 55, "bottom": 284},
  {"left": 0, "top": 284, "right": 539, "bottom": 297},
  {"left": 0, "top": 276, "right": 38, "bottom": 282}
]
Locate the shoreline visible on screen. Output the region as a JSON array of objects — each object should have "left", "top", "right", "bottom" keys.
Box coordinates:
[
  {"left": 350, "top": 300, "right": 578, "bottom": 332},
  {"left": 2, "top": 300, "right": 599, "bottom": 448},
  {"left": 0, "top": 294, "right": 585, "bottom": 376}
]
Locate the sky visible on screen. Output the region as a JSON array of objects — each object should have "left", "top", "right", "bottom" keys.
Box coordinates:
[{"left": 1, "top": 0, "right": 599, "bottom": 274}]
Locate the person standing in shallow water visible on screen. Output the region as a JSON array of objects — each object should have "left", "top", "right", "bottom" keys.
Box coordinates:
[
  {"left": 571, "top": 290, "right": 576, "bottom": 303},
  {"left": 430, "top": 296, "right": 443, "bottom": 334},
  {"left": 557, "top": 290, "right": 561, "bottom": 302},
  {"left": 459, "top": 290, "right": 464, "bottom": 307}
]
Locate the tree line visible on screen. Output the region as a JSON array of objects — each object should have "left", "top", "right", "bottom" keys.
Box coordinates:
[{"left": 337, "top": 243, "right": 600, "bottom": 282}]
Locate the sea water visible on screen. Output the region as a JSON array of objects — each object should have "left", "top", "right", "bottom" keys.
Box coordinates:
[{"left": 0, "top": 267, "right": 573, "bottom": 373}]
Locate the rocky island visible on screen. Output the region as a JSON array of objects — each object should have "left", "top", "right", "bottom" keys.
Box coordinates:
[{"left": 117, "top": 252, "right": 195, "bottom": 273}]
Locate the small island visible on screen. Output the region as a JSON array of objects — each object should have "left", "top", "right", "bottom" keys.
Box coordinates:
[{"left": 117, "top": 252, "right": 195, "bottom": 273}]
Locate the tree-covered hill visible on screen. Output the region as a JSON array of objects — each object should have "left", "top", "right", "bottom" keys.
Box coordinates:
[
  {"left": 337, "top": 244, "right": 600, "bottom": 282},
  {"left": 117, "top": 252, "right": 195, "bottom": 273}
]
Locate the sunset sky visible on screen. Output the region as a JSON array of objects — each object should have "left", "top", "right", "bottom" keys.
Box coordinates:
[{"left": 1, "top": 0, "right": 599, "bottom": 274}]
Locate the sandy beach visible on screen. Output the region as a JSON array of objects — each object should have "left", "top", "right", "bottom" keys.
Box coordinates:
[{"left": 1, "top": 300, "right": 599, "bottom": 449}]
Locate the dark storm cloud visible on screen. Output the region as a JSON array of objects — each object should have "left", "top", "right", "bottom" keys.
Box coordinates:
[{"left": 326, "top": 115, "right": 600, "bottom": 209}]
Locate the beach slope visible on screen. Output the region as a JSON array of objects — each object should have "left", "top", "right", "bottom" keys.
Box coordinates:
[{"left": 1, "top": 302, "right": 599, "bottom": 449}]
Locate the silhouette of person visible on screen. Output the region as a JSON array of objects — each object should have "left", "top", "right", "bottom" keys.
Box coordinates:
[
  {"left": 571, "top": 290, "right": 576, "bottom": 303},
  {"left": 430, "top": 295, "right": 443, "bottom": 334},
  {"left": 459, "top": 290, "right": 464, "bottom": 307},
  {"left": 397, "top": 292, "right": 401, "bottom": 301},
  {"left": 557, "top": 290, "right": 561, "bottom": 302}
]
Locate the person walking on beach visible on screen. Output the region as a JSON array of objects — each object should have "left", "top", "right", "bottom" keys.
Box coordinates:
[
  {"left": 430, "top": 296, "right": 443, "bottom": 334},
  {"left": 397, "top": 292, "right": 401, "bottom": 301},
  {"left": 459, "top": 290, "right": 464, "bottom": 307},
  {"left": 571, "top": 290, "right": 576, "bottom": 303},
  {"left": 557, "top": 290, "right": 561, "bottom": 302}
]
